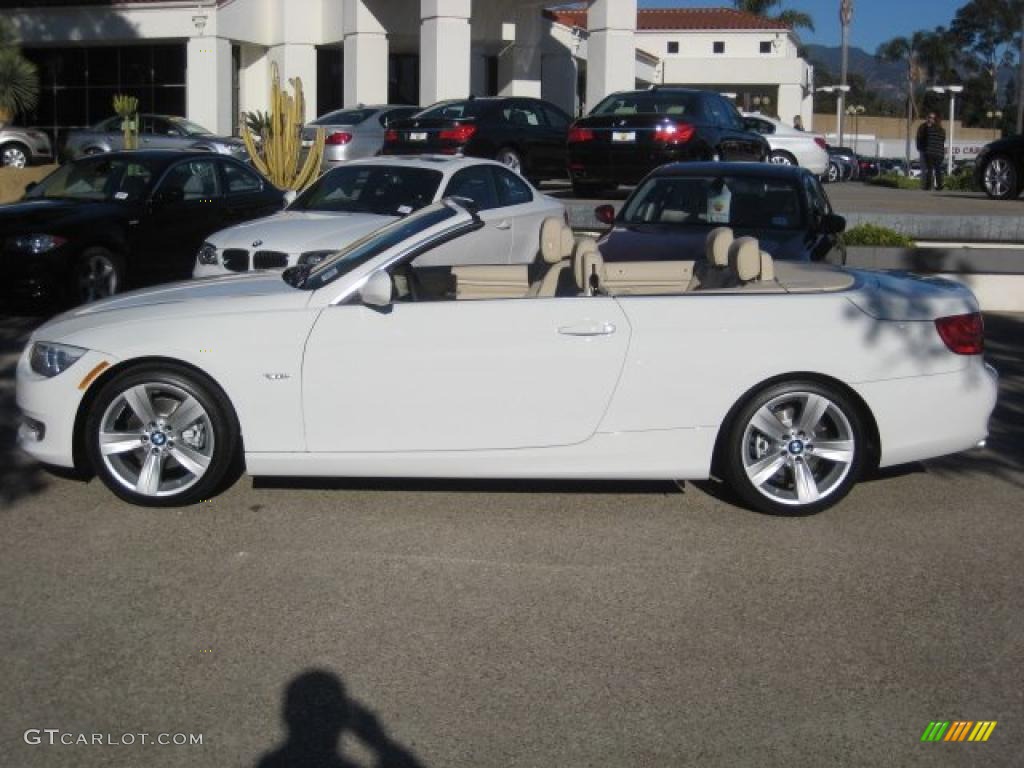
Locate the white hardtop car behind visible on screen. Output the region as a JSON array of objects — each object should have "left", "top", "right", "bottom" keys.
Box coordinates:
[
  {"left": 743, "top": 113, "right": 829, "bottom": 175},
  {"left": 18, "top": 199, "right": 997, "bottom": 516},
  {"left": 194, "top": 155, "right": 565, "bottom": 276}
]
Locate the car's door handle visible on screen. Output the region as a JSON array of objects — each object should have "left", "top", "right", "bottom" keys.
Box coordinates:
[
  {"left": 558, "top": 322, "right": 616, "bottom": 337},
  {"left": 495, "top": 221, "right": 511, "bottom": 230}
]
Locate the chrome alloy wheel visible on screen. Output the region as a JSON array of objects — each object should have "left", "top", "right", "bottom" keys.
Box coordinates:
[
  {"left": 2, "top": 145, "right": 28, "bottom": 167},
  {"left": 768, "top": 151, "right": 794, "bottom": 165},
  {"left": 98, "top": 382, "right": 215, "bottom": 498},
  {"left": 740, "top": 391, "right": 855, "bottom": 507},
  {"left": 984, "top": 157, "right": 1012, "bottom": 198},
  {"left": 78, "top": 252, "right": 119, "bottom": 302}
]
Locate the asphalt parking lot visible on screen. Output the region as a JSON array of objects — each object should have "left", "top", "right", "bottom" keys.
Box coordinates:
[{"left": 2, "top": 311, "right": 1022, "bottom": 767}]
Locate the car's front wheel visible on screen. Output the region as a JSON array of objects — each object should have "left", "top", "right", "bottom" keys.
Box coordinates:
[
  {"left": 1, "top": 142, "right": 30, "bottom": 167},
  {"left": 85, "top": 365, "right": 240, "bottom": 507},
  {"left": 981, "top": 155, "right": 1019, "bottom": 200},
  {"left": 721, "top": 381, "right": 866, "bottom": 515},
  {"left": 75, "top": 247, "right": 124, "bottom": 304}
]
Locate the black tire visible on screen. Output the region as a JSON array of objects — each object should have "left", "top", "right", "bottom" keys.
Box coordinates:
[
  {"left": 1, "top": 141, "right": 31, "bottom": 168},
  {"left": 74, "top": 246, "right": 125, "bottom": 304},
  {"left": 980, "top": 154, "right": 1019, "bottom": 200},
  {"left": 84, "top": 364, "right": 240, "bottom": 507},
  {"left": 826, "top": 162, "right": 841, "bottom": 183},
  {"left": 720, "top": 380, "right": 866, "bottom": 516}
]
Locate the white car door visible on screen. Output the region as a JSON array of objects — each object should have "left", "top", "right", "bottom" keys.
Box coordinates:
[
  {"left": 418, "top": 165, "right": 513, "bottom": 266},
  {"left": 302, "top": 295, "right": 630, "bottom": 452}
]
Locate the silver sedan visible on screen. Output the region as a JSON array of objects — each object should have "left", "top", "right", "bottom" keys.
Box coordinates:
[
  {"left": 0, "top": 126, "right": 53, "bottom": 167},
  {"left": 302, "top": 105, "right": 420, "bottom": 170}
]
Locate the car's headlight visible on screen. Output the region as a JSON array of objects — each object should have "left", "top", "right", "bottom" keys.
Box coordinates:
[
  {"left": 298, "top": 250, "right": 334, "bottom": 267},
  {"left": 29, "top": 342, "right": 87, "bottom": 377},
  {"left": 7, "top": 234, "right": 67, "bottom": 254},
  {"left": 197, "top": 242, "right": 219, "bottom": 265}
]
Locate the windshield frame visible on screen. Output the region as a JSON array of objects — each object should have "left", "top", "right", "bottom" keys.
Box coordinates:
[{"left": 167, "top": 116, "right": 213, "bottom": 136}]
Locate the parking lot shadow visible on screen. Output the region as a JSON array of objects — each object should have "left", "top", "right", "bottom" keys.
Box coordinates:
[
  {"left": 255, "top": 669, "right": 424, "bottom": 768},
  {"left": 0, "top": 315, "right": 48, "bottom": 506}
]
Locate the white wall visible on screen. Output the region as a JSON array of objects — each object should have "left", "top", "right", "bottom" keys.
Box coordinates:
[{"left": 637, "top": 30, "right": 798, "bottom": 60}]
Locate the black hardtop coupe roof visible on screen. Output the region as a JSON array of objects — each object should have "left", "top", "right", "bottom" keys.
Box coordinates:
[{"left": 650, "top": 161, "right": 812, "bottom": 181}]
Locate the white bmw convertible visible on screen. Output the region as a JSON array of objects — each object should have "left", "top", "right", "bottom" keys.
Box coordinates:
[{"left": 17, "top": 199, "right": 997, "bottom": 515}]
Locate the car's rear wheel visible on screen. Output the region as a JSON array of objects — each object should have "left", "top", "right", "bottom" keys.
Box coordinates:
[
  {"left": 721, "top": 381, "right": 865, "bottom": 515},
  {"left": 85, "top": 365, "right": 240, "bottom": 507},
  {"left": 826, "top": 161, "right": 841, "bottom": 183},
  {"left": 75, "top": 247, "right": 124, "bottom": 304},
  {"left": 768, "top": 150, "right": 797, "bottom": 166},
  {"left": 1, "top": 142, "right": 30, "bottom": 167},
  {"left": 981, "top": 155, "right": 1019, "bottom": 200}
]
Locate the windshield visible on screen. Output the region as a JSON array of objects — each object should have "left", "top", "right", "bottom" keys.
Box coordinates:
[
  {"left": 289, "top": 165, "right": 442, "bottom": 216},
  {"left": 25, "top": 157, "right": 154, "bottom": 202},
  {"left": 591, "top": 92, "right": 699, "bottom": 117},
  {"left": 168, "top": 117, "right": 212, "bottom": 136},
  {"left": 415, "top": 100, "right": 490, "bottom": 120},
  {"left": 621, "top": 176, "right": 805, "bottom": 230},
  {"left": 311, "top": 108, "right": 376, "bottom": 126},
  {"left": 291, "top": 202, "right": 460, "bottom": 291}
]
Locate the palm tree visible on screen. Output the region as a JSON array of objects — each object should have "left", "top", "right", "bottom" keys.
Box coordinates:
[
  {"left": 732, "top": 0, "right": 815, "bottom": 33},
  {"left": 0, "top": 19, "right": 38, "bottom": 124},
  {"left": 877, "top": 33, "right": 930, "bottom": 165}
]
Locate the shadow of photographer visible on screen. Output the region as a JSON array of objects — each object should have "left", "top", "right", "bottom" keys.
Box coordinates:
[{"left": 256, "top": 669, "right": 424, "bottom": 768}]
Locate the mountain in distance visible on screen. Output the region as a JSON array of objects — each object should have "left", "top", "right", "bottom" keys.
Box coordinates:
[{"left": 803, "top": 44, "right": 907, "bottom": 101}]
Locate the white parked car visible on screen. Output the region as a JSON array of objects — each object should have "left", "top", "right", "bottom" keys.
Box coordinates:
[
  {"left": 18, "top": 200, "right": 996, "bottom": 515},
  {"left": 742, "top": 113, "right": 829, "bottom": 175},
  {"left": 194, "top": 156, "right": 564, "bottom": 276}
]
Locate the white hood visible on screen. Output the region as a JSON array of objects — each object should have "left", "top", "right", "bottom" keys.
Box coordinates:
[{"left": 207, "top": 210, "right": 396, "bottom": 253}]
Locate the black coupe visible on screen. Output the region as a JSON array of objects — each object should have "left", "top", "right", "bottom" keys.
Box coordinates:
[
  {"left": 2, "top": 150, "right": 283, "bottom": 306},
  {"left": 593, "top": 162, "right": 846, "bottom": 265}
]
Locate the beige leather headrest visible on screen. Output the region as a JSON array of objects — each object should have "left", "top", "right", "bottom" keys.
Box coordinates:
[
  {"left": 759, "top": 250, "right": 775, "bottom": 281},
  {"left": 706, "top": 227, "right": 734, "bottom": 268},
  {"left": 539, "top": 217, "right": 563, "bottom": 265},
  {"left": 573, "top": 237, "right": 599, "bottom": 288},
  {"left": 560, "top": 224, "right": 575, "bottom": 260},
  {"left": 729, "top": 237, "right": 761, "bottom": 282}
]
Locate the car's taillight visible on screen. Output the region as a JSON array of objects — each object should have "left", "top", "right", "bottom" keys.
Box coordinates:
[
  {"left": 814, "top": 137, "right": 828, "bottom": 150},
  {"left": 325, "top": 131, "right": 353, "bottom": 145},
  {"left": 935, "top": 312, "right": 984, "bottom": 355},
  {"left": 439, "top": 124, "right": 477, "bottom": 143},
  {"left": 653, "top": 122, "right": 695, "bottom": 143},
  {"left": 568, "top": 127, "right": 595, "bottom": 143},
  {"left": 384, "top": 129, "right": 399, "bottom": 142}
]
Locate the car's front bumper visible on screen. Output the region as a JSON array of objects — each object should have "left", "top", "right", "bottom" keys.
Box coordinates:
[{"left": 1, "top": 246, "right": 73, "bottom": 304}]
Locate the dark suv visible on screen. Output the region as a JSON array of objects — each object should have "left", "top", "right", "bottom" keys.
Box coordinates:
[
  {"left": 566, "top": 87, "right": 769, "bottom": 196},
  {"left": 381, "top": 97, "right": 571, "bottom": 184}
]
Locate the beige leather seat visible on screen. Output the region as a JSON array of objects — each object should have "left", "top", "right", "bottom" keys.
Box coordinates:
[
  {"left": 452, "top": 265, "right": 530, "bottom": 299},
  {"left": 528, "top": 217, "right": 575, "bottom": 298},
  {"left": 728, "top": 237, "right": 784, "bottom": 292},
  {"left": 692, "top": 227, "right": 737, "bottom": 290}
]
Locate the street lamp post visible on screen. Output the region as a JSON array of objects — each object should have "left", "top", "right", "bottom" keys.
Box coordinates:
[
  {"left": 846, "top": 104, "right": 865, "bottom": 153},
  {"left": 931, "top": 84, "right": 964, "bottom": 176},
  {"left": 816, "top": 85, "right": 850, "bottom": 145}
]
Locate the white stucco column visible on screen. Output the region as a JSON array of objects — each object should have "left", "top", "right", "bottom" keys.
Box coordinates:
[
  {"left": 777, "top": 84, "right": 804, "bottom": 128},
  {"left": 187, "top": 36, "right": 233, "bottom": 134},
  {"left": 499, "top": 5, "right": 544, "bottom": 98},
  {"left": 268, "top": 43, "right": 318, "bottom": 122},
  {"left": 585, "top": 0, "right": 636, "bottom": 112},
  {"left": 344, "top": 0, "right": 389, "bottom": 106},
  {"left": 420, "top": 0, "right": 471, "bottom": 104}
]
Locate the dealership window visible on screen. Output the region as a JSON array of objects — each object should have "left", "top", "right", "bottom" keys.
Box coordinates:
[
  {"left": 22, "top": 44, "right": 186, "bottom": 148},
  {"left": 667, "top": 41, "right": 679, "bottom": 54},
  {"left": 713, "top": 41, "right": 725, "bottom": 54},
  {"left": 760, "top": 41, "right": 773, "bottom": 54}
]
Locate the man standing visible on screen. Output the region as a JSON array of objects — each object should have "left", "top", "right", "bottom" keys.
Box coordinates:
[{"left": 916, "top": 113, "right": 946, "bottom": 190}]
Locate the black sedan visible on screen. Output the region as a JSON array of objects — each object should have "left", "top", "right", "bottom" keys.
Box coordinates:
[
  {"left": 566, "top": 87, "right": 769, "bottom": 197},
  {"left": 975, "top": 135, "right": 1024, "bottom": 199},
  {"left": 381, "top": 97, "right": 571, "bottom": 184},
  {"left": 1, "top": 150, "right": 284, "bottom": 306},
  {"left": 593, "top": 162, "right": 846, "bottom": 265}
]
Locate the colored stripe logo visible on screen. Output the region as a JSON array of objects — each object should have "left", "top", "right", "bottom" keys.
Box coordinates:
[{"left": 920, "top": 721, "right": 997, "bottom": 742}]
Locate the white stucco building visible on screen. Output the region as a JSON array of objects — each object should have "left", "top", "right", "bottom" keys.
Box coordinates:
[{"left": 7, "top": 0, "right": 814, "bottom": 142}]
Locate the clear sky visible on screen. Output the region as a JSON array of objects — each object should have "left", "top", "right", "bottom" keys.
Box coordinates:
[{"left": 637, "top": 0, "right": 964, "bottom": 53}]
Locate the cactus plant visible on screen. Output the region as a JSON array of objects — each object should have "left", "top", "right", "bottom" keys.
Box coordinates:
[
  {"left": 112, "top": 94, "right": 139, "bottom": 150},
  {"left": 242, "top": 64, "right": 324, "bottom": 191}
]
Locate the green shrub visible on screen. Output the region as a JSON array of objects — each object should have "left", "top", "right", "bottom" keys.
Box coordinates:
[
  {"left": 944, "top": 170, "right": 976, "bottom": 192},
  {"left": 840, "top": 223, "right": 915, "bottom": 248},
  {"left": 867, "top": 173, "right": 921, "bottom": 190}
]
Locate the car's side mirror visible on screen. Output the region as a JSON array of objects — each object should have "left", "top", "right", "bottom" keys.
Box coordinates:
[
  {"left": 358, "top": 270, "right": 393, "bottom": 307},
  {"left": 821, "top": 213, "right": 846, "bottom": 234},
  {"left": 595, "top": 204, "right": 616, "bottom": 225},
  {"left": 150, "top": 187, "right": 184, "bottom": 206}
]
